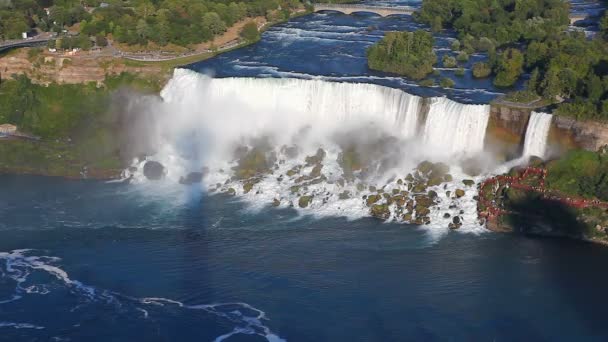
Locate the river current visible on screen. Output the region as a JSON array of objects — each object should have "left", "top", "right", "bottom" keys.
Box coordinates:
[{"left": 3, "top": 1, "right": 608, "bottom": 341}]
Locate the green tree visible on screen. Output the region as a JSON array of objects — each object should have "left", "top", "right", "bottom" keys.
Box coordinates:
[
  {"left": 493, "top": 48, "right": 524, "bottom": 88},
  {"left": 240, "top": 21, "right": 260, "bottom": 42}
]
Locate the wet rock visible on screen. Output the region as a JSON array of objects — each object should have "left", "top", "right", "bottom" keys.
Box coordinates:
[
  {"left": 310, "top": 164, "right": 323, "bottom": 178},
  {"left": 449, "top": 216, "right": 462, "bottom": 230},
  {"left": 370, "top": 204, "right": 390, "bottom": 220},
  {"left": 305, "top": 148, "right": 326, "bottom": 166},
  {"left": 227, "top": 188, "right": 236, "bottom": 196},
  {"left": 366, "top": 194, "right": 382, "bottom": 206},
  {"left": 356, "top": 183, "right": 365, "bottom": 191},
  {"left": 290, "top": 185, "right": 301, "bottom": 194},
  {"left": 427, "top": 176, "right": 443, "bottom": 187},
  {"left": 416, "top": 206, "right": 431, "bottom": 217},
  {"left": 416, "top": 161, "right": 434, "bottom": 175},
  {"left": 397, "top": 179, "right": 403, "bottom": 185},
  {"left": 392, "top": 189, "right": 400, "bottom": 195},
  {"left": 179, "top": 172, "right": 203, "bottom": 185},
  {"left": 444, "top": 174, "right": 453, "bottom": 182},
  {"left": 243, "top": 182, "right": 255, "bottom": 194},
  {"left": 462, "top": 179, "right": 475, "bottom": 187},
  {"left": 415, "top": 195, "right": 434, "bottom": 208},
  {"left": 143, "top": 161, "right": 165, "bottom": 180},
  {"left": 299, "top": 196, "right": 313, "bottom": 208},
  {"left": 403, "top": 213, "right": 413, "bottom": 221},
  {"left": 233, "top": 147, "right": 272, "bottom": 179},
  {"left": 443, "top": 213, "right": 451, "bottom": 218},
  {"left": 427, "top": 190, "right": 438, "bottom": 199},
  {"left": 412, "top": 183, "right": 427, "bottom": 193},
  {"left": 455, "top": 189, "right": 466, "bottom": 198},
  {"left": 369, "top": 185, "right": 377, "bottom": 192},
  {"left": 272, "top": 198, "right": 281, "bottom": 207},
  {"left": 339, "top": 191, "right": 351, "bottom": 200}
]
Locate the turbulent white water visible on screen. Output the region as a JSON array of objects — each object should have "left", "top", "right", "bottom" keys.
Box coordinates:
[
  {"left": 523, "top": 111, "right": 553, "bottom": 159},
  {"left": 422, "top": 97, "right": 491, "bottom": 156}
]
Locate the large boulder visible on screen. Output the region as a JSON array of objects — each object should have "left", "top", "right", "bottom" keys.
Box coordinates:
[
  {"left": 143, "top": 161, "right": 165, "bottom": 180},
  {"left": 179, "top": 172, "right": 203, "bottom": 185}
]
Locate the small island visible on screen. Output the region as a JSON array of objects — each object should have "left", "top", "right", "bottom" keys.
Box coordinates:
[{"left": 366, "top": 30, "right": 436, "bottom": 80}]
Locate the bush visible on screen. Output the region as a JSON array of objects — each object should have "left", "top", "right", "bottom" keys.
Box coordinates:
[
  {"left": 472, "top": 62, "right": 492, "bottom": 78},
  {"left": 440, "top": 77, "right": 455, "bottom": 88},
  {"left": 456, "top": 51, "right": 469, "bottom": 62},
  {"left": 419, "top": 79, "right": 435, "bottom": 87},
  {"left": 442, "top": 55, "right": 457, "bottom": 68},
  {"left": 451, "top": 40, "right": 461, "bottom": 51},
  {"left": 455, "top": 68, "right": 465, "bottom": 77},
  {"left": 240, "top": 21, "right": 260, "bottom": 42}
]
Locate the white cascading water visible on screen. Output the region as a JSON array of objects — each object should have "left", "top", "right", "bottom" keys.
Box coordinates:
[
  {"left": 422, "top": 97, "right": 490, "bottom": 156},
  {"left": 162, "top": 69, "right": 421, "bottom": 140},
  {"left": 522, "top": 111, "right": 553, "bottom": 159}
]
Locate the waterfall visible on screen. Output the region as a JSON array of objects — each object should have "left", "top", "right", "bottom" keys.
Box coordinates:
[
  {"left": 422, "top": 97, "right": 490, "bottom": 156},
  {"left": 162, "top": 69, "right": 422, "bottom": 139},
  {"left": 522, "top": 111, "right": 553, "bottom": 159}
]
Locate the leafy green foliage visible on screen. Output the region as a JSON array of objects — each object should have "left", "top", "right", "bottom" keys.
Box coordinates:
[
  {"left": 367, "top": 31, "right": 436, "bottom": 80},
  {"left": 240, "top": 21, "right": 260, "bottom": 42},
  {"left": 472, "top": 62, "right": 491, "bottom": 78},
  {"left": 546, "top": 149, "right": 608, "bottom": 201},
  {"left": 493, "top": 48, "right": 524, "bottom": 87}
]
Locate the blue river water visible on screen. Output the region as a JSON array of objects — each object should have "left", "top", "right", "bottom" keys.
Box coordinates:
[{"left": 3, "top": 1, "right": 608, "bottom": 341}]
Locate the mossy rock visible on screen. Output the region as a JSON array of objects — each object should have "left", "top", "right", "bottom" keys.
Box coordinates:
[
  {"left": 463, "top": 179, "right": 475, "bottom": 187},
  {"left": 427, "top": 176, "right": 443, "bottom": 187},
  {"left": 366, "top": 194, "right": 382, "bottom": 206},
  {"left": 416, "top": 161, "right": 434, "bottom": 175},
  {"left": 369, "top": 185, "right": 377, "bottom": 192},
  {"left": 290, "top": 185, "right": 301, "bottom": 194},
  {"left": 403, "top": 213, "right": 413, "bottom": 221},
  {"left": 356, "top": 183, "right": 365, "bottom": 191},
  {"left": 428, "top": 190, "right": 438, "bottom": 199},
  {"left": 243, "top": 182, "right": 255, "bottom": 194},
  {"left": 371, "top": 204, "right": 391, "bottom": 220},
  {"left": 528, "top": 156, "right": 544, "bottom": 168},
  {"left": 227, "top": 188, "right": 236, "bottom": 196},
  {"left": 444, "top": 174, "right": 453, "bottom": 182},
  {"left": 412, "top": 183, "right": 427, "bottom": 193},
  {"left": 233, "top": 147, "right": 272, "bottom": 180},
  {"left": 299, "top": 196, "right": 313, "bottom": 208},
  {"left": 416, "top": 206, "right": 431, "bottom": 217},
  {"left": 455, "top": 189, "right": 465, "bottom": 198}
]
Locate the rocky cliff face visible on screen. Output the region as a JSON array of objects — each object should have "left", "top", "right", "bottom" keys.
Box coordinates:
[
  {"left": 549, "top": 116, "right": 608, "bottom": 152},
  {"left": 485, "top": 104, "right": 531, "bottom": 160},
  {"left": 0, "top": 49, "right": 164, "bottom": 86}
]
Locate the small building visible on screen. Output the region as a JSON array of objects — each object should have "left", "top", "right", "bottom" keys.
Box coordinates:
[
  {"left": 0, "top": 124, "right": 17, "bottom": 135},
  {"left": 22, "top": 32, "right": 28, "bottom": 39}
]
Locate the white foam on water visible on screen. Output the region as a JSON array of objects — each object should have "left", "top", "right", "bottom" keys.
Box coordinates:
[
  {"left": 0, "top": 249, "right": 285, "bottom": 342},
  {"left": 0, "top": 322, "right": 45, "bottom": 330}
]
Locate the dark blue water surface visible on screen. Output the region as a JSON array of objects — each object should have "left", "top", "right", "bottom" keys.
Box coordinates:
[{"left": 3, "top": 175, "right": 608, "bottom": 341}]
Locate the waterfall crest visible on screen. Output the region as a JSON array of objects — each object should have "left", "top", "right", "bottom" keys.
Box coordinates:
[
  {"left": 522, "top": 112, "right": 553, "bottom": 159},
  {"left": 421, "top": 97, "right": 490, "bottom": 156},
  {"left": 162, "top": 69, "right": 422, "bottom": 139}
]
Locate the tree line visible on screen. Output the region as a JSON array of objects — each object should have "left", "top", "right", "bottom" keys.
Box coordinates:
[{"left": 1, "top": 0, "right": 304, "bottom": 48}]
